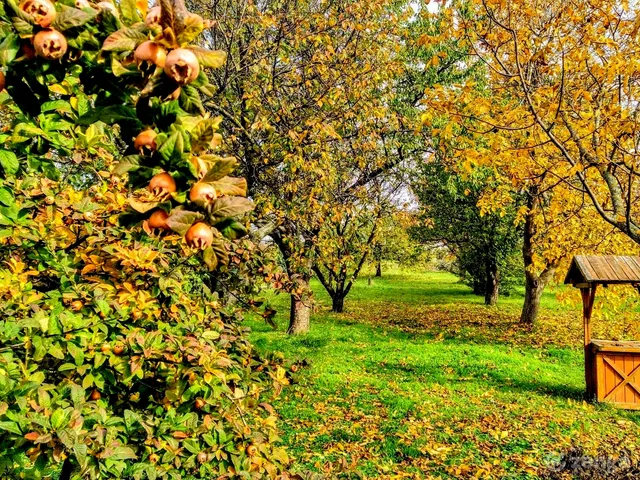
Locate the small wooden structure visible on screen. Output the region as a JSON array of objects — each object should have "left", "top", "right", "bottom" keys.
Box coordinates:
[{"left": 565, "top": 255, "right": 640, "bottom": 409}]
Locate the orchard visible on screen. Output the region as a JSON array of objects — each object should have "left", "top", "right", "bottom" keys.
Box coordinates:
[
  {"left": 4, "top": 0, "right": 640, "bottom": 478},
  {"left": 0, "top": 0, "right": 289, "bottom": 478}
]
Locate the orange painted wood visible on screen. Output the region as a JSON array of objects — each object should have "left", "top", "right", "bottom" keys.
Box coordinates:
[{"left": 594, "top": 350, "right": 640, "bottom": 408}]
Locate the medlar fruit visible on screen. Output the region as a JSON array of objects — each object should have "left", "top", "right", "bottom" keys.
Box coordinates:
[
  {"left": 145, "top": 5, "right": 161, "bottom": 27},
  {"left": 189, "top": 182, "right": 216, "bottom": 205},
  {"left": 33, "top": 29, "right": 67, "bottom": 60},
  {"left": 19, "top": 0, "right": 56, "bottom": 27},
  {"left": 134, "top": 129, "right": 157, "bottom": 154},
  {"left": 148, "top": 209, "right": 170, "bottom": 230},
  {"left": 148, "top": 172, "right": 177, "bottom": 195},
  {"left": 185, "top": 222, "right": 213, "bottom": 249},
  {"left": 164, "top": 48, "right": 200, "bottom": 85},
  {"left": 134, "top": 41, "right": 166, "bottom": 69}
]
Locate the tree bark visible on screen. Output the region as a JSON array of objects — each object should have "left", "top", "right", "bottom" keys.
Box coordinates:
[
  {"left": 331, "top": 294, "right": 345, "bottom": 313},
  {"left": 520, "top": 271, "right": 547, "bottom": 325},
  {"left": 375, "top": 260, "right": 382, "bottom": 277},
  {"left": 520, "top": 197, "right": 557, "bottom": 324},
  {"left": 485, "top": 261, "right": 499, "bottom": 306},
  {"left": 288, "top": 283, "right": 311, "bottom": 334},
  {"left": 272, "top": 228, "right": 314, "bottom": 335}
]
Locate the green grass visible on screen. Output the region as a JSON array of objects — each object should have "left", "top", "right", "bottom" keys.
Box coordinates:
[{"left": 246, "top": 268, "right": 640, "bottom": 478}]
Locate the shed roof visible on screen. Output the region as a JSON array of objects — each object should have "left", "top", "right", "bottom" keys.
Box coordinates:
[{"left": 564, "top": 255, "right": 640, "bottom": 285}]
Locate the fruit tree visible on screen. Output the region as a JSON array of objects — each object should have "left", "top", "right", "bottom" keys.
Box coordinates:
[{"left": 0, "top": 0, "right": 290, "bottom": 477}]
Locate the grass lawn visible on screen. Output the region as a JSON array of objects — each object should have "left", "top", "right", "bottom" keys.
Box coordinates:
[{"left": 245, "top": 269, "right": 640, "bottom": 479}]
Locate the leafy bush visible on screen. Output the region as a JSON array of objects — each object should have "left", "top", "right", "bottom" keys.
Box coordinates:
[{"left": 0, "top": 0, "right": 289, "bottom": 477}]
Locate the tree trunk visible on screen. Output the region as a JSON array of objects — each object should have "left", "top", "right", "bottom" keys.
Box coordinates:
[
  {"left": 375, "top": 260, "right": 382, "bottom": 277},
  {"left": 520, "top": 196, "right": 557, "bottom": 325},
  {"left": 485, "top": 263, "right": 499, "bottom": 306},
  {"left": 331, "top": 294, "right": 345, "bottom": 313},
  {"left": 520, "top": 271, "right": 545, "bottom": 325},
  {"left": 288, "top": 278, "right": 311, "bottom": 334}
]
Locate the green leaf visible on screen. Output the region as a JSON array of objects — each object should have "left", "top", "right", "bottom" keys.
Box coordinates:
[
  {"left": 0, "top": 33, "right": 19, "bottom": 66},
  {"left": 110, "top": 446, "right": 137, "bottom": 460},
  {"left": 74, "top": 443, "right": 88, "bottom": 468},
  {"left": 41, "top": 100, "right": 73, "bottom": 114},
  {"left": 165, "top": 209, "right": 204, "bottom": 235},
  {"left": 188, "top": 46, "right": 226, "bottom": 68},
  {"left": 102, "top": 26, "right": 146, "bottom": 52},
  {"left": 114, "top": 155, "right": 141, "bottom": 175},
  {"left": 52, "top": 5, "right": 97, "bottom": 31},
  {"left": 119, "top": 0, "right": 140, "bottom": 24},
  {"left": 179, "top": 85, "right": 204, "bottom": 115},
  {"left": 190, "top": 117, "right": 221, "bottom": 152},
  {"left": 0, "top": 186, "right": 14, "bottom": 207},
  {"left": 50, "top": 408, "right": 67, "bottom": 430},
  {"left": 202, "top": 246, "right": 218, "bottom": 271},
  {"left": 0, "top": 421, "right": 21, "bottom": 435},
  {"left": 11, "top": 17, "right": 33, "bottom": 35},
  {"left": 209, "top": 197, "right": 253, "bottom": 219},
  {"left": 211, "top": 238, "right": 229, "bottom": 266},
  {"left": 201, "top": 156, "right": 237, "bottom": 183},
  {"left": 215, "top": 218, "right": 247, "bottom": 240},
  {"left": 67, "top": 342, "right": 85, "bottom": 367},
  {"left": 0, "top": 150, "right": 19, "bottom": 176},
  {"left": 78, "top": 105, "right": 141, "bottom": 129},
  {"left": 177, "top": 13, "right": 204, "bottom": 45},
  {"left": 158, "top": 131, "right": 184, "bottom": 163}
]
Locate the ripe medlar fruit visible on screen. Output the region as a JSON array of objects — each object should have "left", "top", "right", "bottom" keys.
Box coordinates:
[
  {"left": 189, "top": 182, "right": 216, "bottom": 205},
  {"left": 145, "top": 5, "right": 161, "bottom": 27},
  {"left": 185, "top": 222, "right": 214, "bottom": 249},
  {"left": 20, "top": 0, "right": 56, "bottom": 27},
  {"left": 75, "top": 0, "right": 90, "bottom": 8},
  {"left": 0, "top": 71, "right": 5, "bottom": 92},
  {"left": 134, "top": 41, "right": 166, "bottom": 69},
  {"left": 134, "top": 129, "right": 157, "bottom": 154},
  {"left": 148, "top": 209, "right": 170, "bottom": 230},
  {"left": 246, "top": 444, "right": 258, "bottom": 456},
  {"left": 148, "top": 172, "right": 177, "bottom": 195},
  {"left": 33, "top": 29, "right": 68, "bottom": 60},
  {"left": 164, "top": 48, "right": 200, "bottom": 85}
]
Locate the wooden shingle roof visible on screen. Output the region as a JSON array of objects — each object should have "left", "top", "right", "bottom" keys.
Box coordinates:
[{"left": 564, "top": 255, "right": 640, "bottom": 285}]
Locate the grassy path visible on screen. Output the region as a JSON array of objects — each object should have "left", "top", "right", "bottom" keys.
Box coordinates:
[{"left": 246, "top": 270, "right": 640, "bottom": 479}]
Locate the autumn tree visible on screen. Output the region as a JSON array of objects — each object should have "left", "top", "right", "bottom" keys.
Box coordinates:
[
  {"left": 417, "top": 0, "right": 640, "bottom": 324},
  {"left": 186, "top": 0, "right": 407, "bottom": 333},
  {"left": 430, "top": 0, "right": 640, "bottom": 245},
  {"left": 411, "top": 159, "right": 523, "bottom": 305},
  {"left": 0, "top": 0, "right": 290, "bottom": 477},
  {"left": 371, "top": 210, "right": 429, "bottom": 277}
]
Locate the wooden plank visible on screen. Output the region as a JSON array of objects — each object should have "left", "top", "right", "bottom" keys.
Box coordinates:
[
  {"left": 575, "top": 256, "right": 598, "bottom": 282},
  {"left": 591, "top": 339, "right": 640, "bottom": 353},
  {"left": 625, "top": 256, "right": 640, "bottom": 280},
  {"left": 588, "top": 256, "right": 618, "bottom": 282},
  {"left": 608, "top": 256, "right": 633, "bottom": 281},
  {"left": 614, "top": 256, "right": 638, "bottom": 281},
  {"left": 602, "top": 356, "right": 640, "bottom": 401},
  {"left": 596, "top": 353, "right": 606, "bottom": 401}
]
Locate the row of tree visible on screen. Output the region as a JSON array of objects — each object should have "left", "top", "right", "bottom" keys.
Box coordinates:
[{"left": 205, "top": 0, "right": 640, "bottom": 332}]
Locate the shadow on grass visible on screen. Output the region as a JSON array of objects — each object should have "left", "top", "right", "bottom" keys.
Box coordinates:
[{"left": 370, "top": 356, "right": 586, "bottom": 402}]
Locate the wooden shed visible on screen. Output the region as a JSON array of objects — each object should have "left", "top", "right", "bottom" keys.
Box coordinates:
[{"left": 565, "top": 255, "right": 640, "bottom": 409}]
